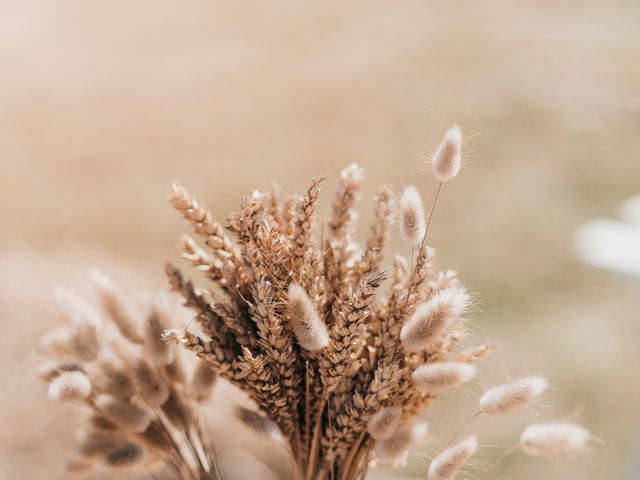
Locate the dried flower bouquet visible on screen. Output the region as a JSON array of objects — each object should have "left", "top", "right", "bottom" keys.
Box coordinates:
[{"left": 37, "top": 126, "right": 591, "bottom": 480}]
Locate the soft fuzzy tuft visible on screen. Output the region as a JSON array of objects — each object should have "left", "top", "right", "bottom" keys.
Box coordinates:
[
  {"left": 427, "top": 435, "right": 478, "bottom": 480},
  {"left": 367, "top": 407, "right": 403, "bottom": 440},
  {"left": 287, "top": 283, "right": 329, "bottom": 351},
  {"left": 412, "top": 361, "right": 476, "bottom": 393},
  {"left": 399, "top": 185, "right": 426, "bottom": 245},
  {"left": 520, "top": 421, "right": 590, "bottom": 457},
  {"left": 432, "top": 125, "right": 463, "bottom": 183},
  {"left": 480, "top": 375, "right": 549, "bottom": 416},
  {"left": 48, "top": 371, "right": 92, "bottom": 402},
  {"left": 400, "top": 285, "right": 470, "bottom": 352}
]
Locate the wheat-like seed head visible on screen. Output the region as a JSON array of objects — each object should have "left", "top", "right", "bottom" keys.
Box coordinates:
[
  {"left": 400, "top": 285, "right": 470, "bottom": 353},
  {"left": 133, "top": 359, "right": 170, "bottom": 406},
  {"left": 48, "top": 371, "right": 92, "bottom": 402},
  {"left": 233, "top": 406, "right": 283, "bottom": 443},
  {"left": 374, "top": 421, "right": 429, "bottom": 465},
  {"left": 479, "top": 375, "right": 549, "bottom": 416},
  {"left": 287, "top": 283, "right": 329, "bottom": 351},
  {"left": 367, "top": 406, "right": 403, "bottom": 440},
  {"left": 191, "top": 361, "right": 218, "bottom": 401},
  {"left": 432, "top": 125, "right": 463, "bottom": 183},
  {"left": 427, "top": 435, "right": 478, "bottom": 480},
  {"left": 412, "top": 361, "right": 477, "bottom": 393},
  {"left": 103, "top": 442, "right": 145, "bottom": 470},
  {"left": 520, "top": 422, "right": 590, "bottom": 457},
  {"left": 95, "top": 396, "right": 152, "bottom": 433},
  {"left": 399, "top": 185, "right": 426, "bottom": 245}
]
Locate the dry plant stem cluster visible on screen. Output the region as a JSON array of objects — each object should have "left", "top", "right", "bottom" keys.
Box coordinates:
[
  {"left": 38, "top": 273, "right": 221, "bottom": 479},
  {"left": 163, "top": 126, "right": 490, "bottom": 480},
  {"left": 36, "top": 124, "right": 592, "bottom": 480}
]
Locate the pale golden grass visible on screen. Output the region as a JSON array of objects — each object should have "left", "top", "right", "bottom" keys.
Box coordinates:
[{"left": 33, "top": 124, "right": 595, "bottom": 480}]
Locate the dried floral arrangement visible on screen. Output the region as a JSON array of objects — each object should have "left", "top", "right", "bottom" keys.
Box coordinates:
[{"left": 37, "top": 126, "right": 591, "bottom": 480}]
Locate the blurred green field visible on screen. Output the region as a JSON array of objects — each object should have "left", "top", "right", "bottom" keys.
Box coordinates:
[{"left": 1, "top": 1, "right": 639, "bottom": 479}]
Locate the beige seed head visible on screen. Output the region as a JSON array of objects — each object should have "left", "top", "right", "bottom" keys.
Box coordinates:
[
  {"left": 138, "top": 421, "right": 172, "bottom": 451},
  {"left": 287, "top": 283, "right": 329, "bottom": 351},
  {"left": 37, "top": 361, "right": 84, "bottom": 383},
  {"left": 520, "top": 422, "right": 590, "bottom": 457},
  {"left": 432, "top": 125, "right": 463, "bottom": 183},
  {"left": 427, "top": 435, "right": 478, "bottom": 480},
  {"left": 98, "top": 360, "right": 136, "bottom": 401},
  {"left": 69, "top": 321, "right": 100, "bottom": 363},
  {"left": 161, "top": 391, "right": 188, "bottom": 427},
  {"left": 144, "top": 298, "right": 174, "bottom": 367},
  {"left": 399, "top": 185, "right": 426, "bottom": 245},
  {"left": 191, "top": 361, "right": 218, "bottom": 401},
  {"left": 412, "top": 361, "right": 477, "bottom": 393},
  {"left": 96, "top": 396, "right": 152, "bottom": 433},
  {"left": 133, "top": 359, "right": 169, "bottom": 406},
  {"left": 374, "top": 421, "right": 429, "bottom": 461},
  {"left": 90, "top": 415, "right": 117, "bottom": 431},
  {"left": 367, "top": 407, "right": 403, "bottom": 440},
  {"left": 457, "top": 343, "right": 496, "bottom": 364},
  {"left": 48, "top": 371, "right": 92, "bottom": 402},
  {"left": 480, "top": 375, "right": 549, "bottom": 416},
  {"left": 103, "top": 442, "right": 144, "bottom": 469},
  {"left": 79, "top": 431, "right": 126, "bottom": 458},
  {"left": 400, "top": 285, "right": 470, "bottom": 353},
  {"left": 234, "top": 406, "right": 283, "bottom": 442}
]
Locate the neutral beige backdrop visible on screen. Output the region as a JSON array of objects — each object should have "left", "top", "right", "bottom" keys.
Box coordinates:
[{"left": 1, "top": 1, "right": 639, "bottom": 479}]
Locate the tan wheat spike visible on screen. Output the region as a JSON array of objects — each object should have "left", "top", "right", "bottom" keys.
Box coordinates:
[
  {"left": 164, "top": 263, "right": 236, "bottom": 359},
  {"left": 292, "top": 174, "right": 326, "bottom": 283},
  {"left": 357, "top": 185, "right": 394, "bottom": 278},
  {"left": 169, "top": 182, "right": 239, "bottom": 258},
  {"left": 323, "top": 164, "right": 365, "bottom": 305},
  {"left": 328, "top": 163, "right": 364, "bottom": 239},
  {"left": 178, "top": 234, "right": 229, "bottom": 287},
  {"left": 319, "top": 272, "right": 386, "bottom": 393}
]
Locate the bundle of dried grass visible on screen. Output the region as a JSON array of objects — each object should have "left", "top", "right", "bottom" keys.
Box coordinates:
[
  {"left": 162, "top": 126, "right": 590, "bottom": 479},
  {"left": 36, "top": 126, "right": 590, "bottom": 480},
  {"left": 38, "top": 275, "right": 222, "bottom": 479}
]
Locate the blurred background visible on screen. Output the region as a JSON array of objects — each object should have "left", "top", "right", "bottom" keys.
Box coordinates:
[{"left": 1, "top": 1, "right": 639, "bottom": 479}]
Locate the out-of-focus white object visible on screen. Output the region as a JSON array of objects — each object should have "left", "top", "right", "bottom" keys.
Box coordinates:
[
  {"left": 619, "top": 194, "right": 640, "bottom": 225},
  {"left": 574, "top": 194, "right": 640, "bottom": 278}
]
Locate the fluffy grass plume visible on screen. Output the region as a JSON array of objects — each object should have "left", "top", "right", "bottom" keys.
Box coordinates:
[
  {"left": 427, "top": 435, "right": 478, "bottom": 480},
  {"left": 479, "top": 375, "right": 549, "bottom": 416},
  {"left": 520, "top": 422, "right": 590, "bottom": 457}
]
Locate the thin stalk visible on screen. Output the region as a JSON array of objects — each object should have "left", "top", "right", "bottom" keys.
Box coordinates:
[
  {"left": 304, "top": 361, "right": 312, "bottom": 460},
  {"left": 480, "top": 443, "right": 519, "bottom": 480},
  {"left": 403, "top": 182, "right": 442, "bottom": 305},
  {"left": 391, "top": 181, "right": 443, "bottom": 362},
  {"left": 305, "top": 396, "right": 328, "bottom": 480},
  {"left": 447, "top": 410, "right": 482, "bottom": 446},
  {"left": 340, "top": 430, "right": 367, "bottom": 480}
]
